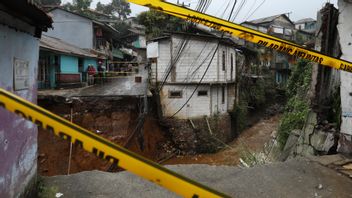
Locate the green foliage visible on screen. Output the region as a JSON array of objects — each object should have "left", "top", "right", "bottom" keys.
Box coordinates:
[
  {"left": 37, "top": 0, "right": 61, "bottom": 5},
  {"left": 239, "top": 146, "right": 268, "bottom": 167},
  {"left": 231, "top": 100, "right": 248, "bottom": 133},
  {"left": 62, "top": 0, "right": 92, "bottom": 16},
  {"left": 277, "top": 59, "right": 312, "bottom": 149},
  {"left": 240, "top": 75, "right": 275, "bottom": 109},
  {"left": 37, "top": 177, "right": 59, "bottom": 198},
  {"left": 96, "top": 0, "right": 131, "bottom": 20},
  {"left": 136, "top": 10, "right": 186, "bottom": 38},
  {"left": 286, "top": 59, "right": 312, "bottom": 98}
]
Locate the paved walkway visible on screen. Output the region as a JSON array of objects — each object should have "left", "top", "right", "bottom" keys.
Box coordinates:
[
  {"left": 41, "top": 157, "right": 352, "bottom": 198},
  {"left": 38, "top": 65, "right": 149, "bottom": 98}
]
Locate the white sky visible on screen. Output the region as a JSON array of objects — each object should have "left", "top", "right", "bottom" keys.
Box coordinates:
[{"left": 61, "top": 0, "right": 338, "bottom": 23}]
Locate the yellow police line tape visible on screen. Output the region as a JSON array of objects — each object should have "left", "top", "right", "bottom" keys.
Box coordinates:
[
  {"left": 0, "top": 88, "right": 229, "bottom": 198},
  {"left": 127, "top": 0, "right": 352, "bottom": 73}
]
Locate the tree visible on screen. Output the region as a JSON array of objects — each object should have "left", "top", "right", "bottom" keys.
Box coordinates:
[
  {"left": 62, "top": 0, "right": 92, "bottom": 15},
  {"left": 95, "top": 0, "right": 131, "bottom": 20},
  {"left": 37, "top": 0, "right": 61, "bottom": 6},
  {"left": 136, "top": 10, "right": 186, "bottom": 38}
]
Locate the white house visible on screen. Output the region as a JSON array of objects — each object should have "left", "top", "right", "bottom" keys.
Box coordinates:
[{"left": 147, "top": 33, "right": 238, "bottom": 119}]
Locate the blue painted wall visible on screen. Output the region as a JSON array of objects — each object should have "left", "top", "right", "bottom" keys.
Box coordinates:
[
  {"left": 84, "top": 58, "right": 97, "bottom": 71},
  {"left": 60, "top": 55, "right": 79, "bottom": 73}
]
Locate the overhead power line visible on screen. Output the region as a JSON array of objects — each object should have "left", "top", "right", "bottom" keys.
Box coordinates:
[
  {"left": 169, "top": 0, "right": 238, "bottom": 118},
  {"left": 244, "top": 0, "right": 266, "bottom": 21}
]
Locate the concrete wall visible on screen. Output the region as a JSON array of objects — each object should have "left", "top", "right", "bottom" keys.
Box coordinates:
[
  {"left": 45, "top": 9, "right": 93, "bottom": 49},
  {"left": 60, "top": 55, "right": 79, "bottom": 73},
  {"left": 0, "top": 23, "right": 39, "bottom": 197},
  {"left": 338, "top": 0, "right": 352, "bottom": 136},
  {"left": 153, "top": 35, "right": 237, "bottom": 84},
  {"left": 160, "top": 84, "right": 235, "bottom": 119}
]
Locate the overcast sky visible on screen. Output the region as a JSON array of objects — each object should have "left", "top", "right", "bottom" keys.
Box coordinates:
[{"left": 62, "top": 0, "right": 338, "bottom": 23}]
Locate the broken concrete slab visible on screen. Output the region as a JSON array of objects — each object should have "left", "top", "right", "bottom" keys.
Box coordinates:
[
  {"left": 310, "top": 131, "right": 335, "bottom": 152},
  {"left": 279, "top": 130, "right": 301, "bottom": 161},
  {"left": 41, "top": 158, "right": 352, "bottom": 198},
  {"left": 301, "top": 112, "right": 317, "bottom": 145},
  {"left": 296, "top": 144, "right": 315, "bottom": 157}
]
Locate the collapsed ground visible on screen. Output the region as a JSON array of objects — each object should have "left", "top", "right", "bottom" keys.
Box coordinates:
[{"left": 37, "top": 96, "right": 281, "bottom": 176}]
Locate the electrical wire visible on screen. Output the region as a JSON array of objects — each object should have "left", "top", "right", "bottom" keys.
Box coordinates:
[
  {"left": 158, "top": 38, "right": 190, "bottom": 92},
  {"left": 243, "top": 0, "right": 257, "bottom": 21},
  {"left": 158, "top": 0, "right": 212, "bottom": 92},
  {"left": 231, "top": 0, "right": 247, "bottom": 22},
  {"left": 244, "top": 0, "right": 266, "bottom": 21},
  {"left": 219, "top": 0, "right": 233, "bottom": 19},
  {"left": 169, "top": 0, "right": 238, "bottom": 118}
]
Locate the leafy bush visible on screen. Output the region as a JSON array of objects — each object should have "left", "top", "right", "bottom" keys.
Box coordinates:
[{"left": 277, "top": 60, "right": 312, "bottom": 149}]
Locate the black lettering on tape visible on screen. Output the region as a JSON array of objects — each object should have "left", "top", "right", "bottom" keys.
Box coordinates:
[
  {"left": 340, "top": 63, "right": 352, "bottom": 72},
  {"left": 0, "top": 87, "right": 230, "bottom": 198},
  {"left": 105, "top": 155, "right": 119, "bottom": 166},
  {"left": 92, "top": 147, "right": 105, "bottom": 159},
  {"left": 319, "top": 58, "right": 323, "bottom": 64},
  {"left": 34, "top": 120, "right": 43, "bottom": 128},
  {"left": 45, "top": 125, "right": 55, "bottom": 134},
  {"left": 14, "top": 109, "right": 27, "bottom": 119},
  {"left": 258, "top": 40, "right": 268, "bottom": 46},
  {"left": 74, "top": 139, "right": 83, "bottom": 148},
  {"left": 59, "top": 131, "right": 72, "bottom": 141}
]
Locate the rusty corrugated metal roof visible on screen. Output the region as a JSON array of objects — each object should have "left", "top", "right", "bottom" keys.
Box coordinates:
[{"left": 40, "top": 35, "right": 97, "bottom": 58}]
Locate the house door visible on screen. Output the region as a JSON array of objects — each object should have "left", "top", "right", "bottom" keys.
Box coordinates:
[{"left": 38, "top": 56, "right": 50, "bottom": 89}]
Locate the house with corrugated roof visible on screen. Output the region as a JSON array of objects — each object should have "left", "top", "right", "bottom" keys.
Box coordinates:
[
  {"left": 295, "top": 18, "right": 317, "bottom": 33},
  {"left": 44, "top": 7, "right": 122, "bottom": 63},
  {"left": 38, "top": 35, "right": 98, "bottom": 89},
  {"left": 241, "top": 14, "right": 296, "bottom": 84}
]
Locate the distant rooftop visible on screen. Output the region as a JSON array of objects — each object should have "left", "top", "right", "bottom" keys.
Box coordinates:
[
  {"left": 295, "top": 18, "right": 316, "bottom": 24},
  {"left": 247, "top": 14, "right": 293, "bottom": 25}
]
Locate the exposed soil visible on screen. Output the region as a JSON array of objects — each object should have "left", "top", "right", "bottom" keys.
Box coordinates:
[
  {"left": 37, "top": 98, "right": 169, "bottom": 176},
  {"left": 37, "top": 96, "right": 281, "bottom": 176},
  {"left": 164, "top": 114, "right": 281, "bottom": 166}
]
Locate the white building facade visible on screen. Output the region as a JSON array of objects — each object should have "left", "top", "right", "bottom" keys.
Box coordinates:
[{"left": 148, "top": 33, "right": 238, "bottom": 119}]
